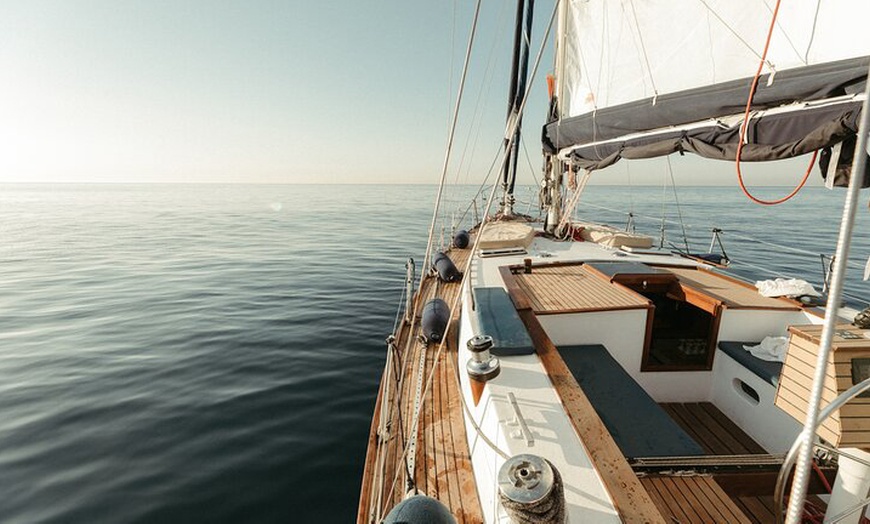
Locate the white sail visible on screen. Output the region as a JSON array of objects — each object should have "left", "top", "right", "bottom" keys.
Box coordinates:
[
  {"left": 561, "top": 0, "right": 870, "bottom": 118},
  {"left": 546, "top": 0, "right": 870, "bottom": 170}
]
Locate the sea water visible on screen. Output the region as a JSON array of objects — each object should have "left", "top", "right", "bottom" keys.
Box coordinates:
[{"left": 0, "top": 183, "right": 868, "bottom": 523}]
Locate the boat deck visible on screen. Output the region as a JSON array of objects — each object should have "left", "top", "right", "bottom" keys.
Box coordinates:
[
  {"left": 513, "top": 264, "right": 649, "bottom": 313},
  {"left": 357, "top": 247, "right": 483, "bottom": 524},
  {"left": 649, "top": 402, "right": 828, "bottom": 524}
]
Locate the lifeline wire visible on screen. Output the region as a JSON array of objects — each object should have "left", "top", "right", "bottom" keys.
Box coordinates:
[{"left": 380, "top": 3, "right": 561, "bottom": 515}]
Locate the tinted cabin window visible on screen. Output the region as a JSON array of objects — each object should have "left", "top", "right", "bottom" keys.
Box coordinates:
[{"left": 644, "top": 292, "right": 714, "bottom": 368}]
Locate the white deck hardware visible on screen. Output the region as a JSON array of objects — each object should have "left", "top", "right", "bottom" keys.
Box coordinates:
[{"left": 507, "top": 392, "right": 534, "bottom": 446}]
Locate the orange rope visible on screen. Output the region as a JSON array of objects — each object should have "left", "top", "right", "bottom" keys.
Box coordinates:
[
  {"left": 811, "top": 460, "right": 832, "bottom": 493},
  {"left": 736, "top": 0, "right": 817, "bottom": 206}
]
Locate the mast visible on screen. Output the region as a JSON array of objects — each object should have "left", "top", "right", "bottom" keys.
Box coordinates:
[
  {"left": 543, "top": 0, "right": 566, "bottom": 233},
  {"left": 501, "top": 0, "right": 535, "bottom": 216}
]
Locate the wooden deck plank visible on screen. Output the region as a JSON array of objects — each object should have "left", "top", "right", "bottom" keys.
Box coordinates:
[
  {"left": 357, "top": 248, "right": 482, "bottom": 523},
  {"left": 666, "top": 267, "right": 799, "bottom": 310},
  {"left": 661, "top": 476, "right": 709, "bottom": 523},
  {"left": 657, "top": 403, "right": 835, "bottom": 523},
  {"left": 513, "top": 264, "right": 649, "bottom": 314},
  {"left": 424, "top": 336, "right": 436, "bottom": 499},
  {"left": 641, "top": 475, "right": 753, "bottom": 524},
  {"left": 697, "top": 402, "right": 768, "bottom": 454},
  {"left": 684, "top": 403, "right": 755, "bottom": 455},
  {"left": 681, "top": 477, "right": 724, "bottom": 523},
  {"left": 662, "top": 403, "right": 728, "bottom": 454},
  {"left": 437, "top": 328, "right": 460, "bottom": 521},
  {"left": 638, "top": 479, "right": 671, "bottom": 522},
  {"left": 645, "top": 477, "right": 694, "bottom": 523},
  {"left": 735, "top": 496, "right": 776, "bottom": 524},
  {"left": 698, "top": 477, "right": 753, "bottom": 523},
  {"left": 697, "top": 478, "right": 740, "bottom": 523}
]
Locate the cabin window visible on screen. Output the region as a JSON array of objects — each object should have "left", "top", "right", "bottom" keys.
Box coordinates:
[
  {"left": 638, "top": 291, "right": 717, "bottom": 371},
  {"left": 734, "top": 378, "right": 761, "bottom": 405}
]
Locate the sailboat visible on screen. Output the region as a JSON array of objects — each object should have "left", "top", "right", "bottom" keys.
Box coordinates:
[{"left": 359, "top": 1, "right": 870, "bottom": 522}]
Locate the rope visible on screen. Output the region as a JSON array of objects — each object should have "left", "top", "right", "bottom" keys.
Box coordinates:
[
  {"left": 498, "top": 459, "right": 565, "bottom": 523},
  {"left": 735, "top": 0, "right": 817, "bottom": 206},
  {"left": 556, "top": 169, "right": 591, "bottom": 238},
  {"left": 453, "top": 360, "right": 510, "bottom": 461}
]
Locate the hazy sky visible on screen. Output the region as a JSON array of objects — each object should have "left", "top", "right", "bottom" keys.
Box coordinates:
[{"left": 0, "top": 1, "right": 823, "bottom": 186}]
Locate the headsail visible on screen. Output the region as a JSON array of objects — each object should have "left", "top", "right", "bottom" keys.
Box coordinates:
[{"left": 543, "top": 0, "right": 870, "bottom": 172}]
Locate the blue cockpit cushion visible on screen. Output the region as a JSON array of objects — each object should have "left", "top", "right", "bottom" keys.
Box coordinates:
[
  {"left": 558, "top": 344, "right": 706, "bottom": 458},
  {"left": 472, "top": 287, "right": 535, "bottom": 356},
  {"left": 718, "top": 341, "right": 783, "bottom": 387}
]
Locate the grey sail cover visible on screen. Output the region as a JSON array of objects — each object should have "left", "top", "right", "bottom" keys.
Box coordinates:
[{"left": 544, "top": 0, "right": 870, "bottom": 172}]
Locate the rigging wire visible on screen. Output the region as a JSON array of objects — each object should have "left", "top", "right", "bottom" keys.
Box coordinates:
[
  {"left": 376, "top": 3, "right": 484, "bottom": 513},
  {"left": 696, "top": 0, "right": 765, "bottom": 61},
  {"left": 520, "top": 134, "right": 541, "bottom": 188},
  {"left": 627, "top": 0, "right": 659, "bottom": 102},
  {"left": 420, "top": 0, "right": 483, "bottom": 284},
  {"left": 735, "top": 0, "right": 817, "bottom": 206},
  {"left": 381, "top": 4, "right": 560, "bottom": 514},
  {"left": 803, "top": 0, "right": 822, "bottom": 64},
  {"left": 666, "top": 156, "right": 691, "bottom": 253},
  {"left": 577, "top": 200, "right": 869, "bottom": 303},
  {"left": 760, "top": 0, "right": 805, "bottom": 65},
  {"left": 454, "top": 145, "right": 506, "bottom": 227},
  {"left": 659, "top": 165, "right": 668, "bottom": 248},
  {"left": 453, "top": 0, "right": 511, "bottom": 188}
]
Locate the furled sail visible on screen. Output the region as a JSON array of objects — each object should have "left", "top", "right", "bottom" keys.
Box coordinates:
[{"left": 543, "top": 0, "right": 870, "bottom": 172}]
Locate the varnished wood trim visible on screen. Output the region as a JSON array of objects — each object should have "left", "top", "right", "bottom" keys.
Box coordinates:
[
  {"left": 640, "top": 289, "right": 721, "bottom": 372},
  {"left": 534, "top": 304, "right": 651, "bottom": 315},
  {"left": 706, "top": 305, "right": 723, "bottom": 369},
  {"left": 640, "top": 305, "right": 656, "bottom": 372},
  {"left": 517, "top": 308, "right": 666, "bottom": 523},
  {"left": 498, "top": 265, "right": 533, "bottom": 311},
  {"left": 697, "top": 266, "right": 802, "bottom": 306}
]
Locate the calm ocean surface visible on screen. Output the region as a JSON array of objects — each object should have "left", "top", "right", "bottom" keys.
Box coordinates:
[{"left": 1, "top": 183, "right": 869, "bottom": 523}]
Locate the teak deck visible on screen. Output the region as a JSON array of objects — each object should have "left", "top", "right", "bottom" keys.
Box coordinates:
[
  {"left": 513, "top": 264, "right": 649, "bottom": 313},
  {"left": 511, "top": 262, "right": 800, "bottom": 315},
  {"left": 658, "top": 402, "right": 830, "bottom": 524},
  {"left": 357, "top": 247, "right": 483, "bottom": 524},
  {"left": 666, "top": 267, "right": 801, "bottom": 310}
]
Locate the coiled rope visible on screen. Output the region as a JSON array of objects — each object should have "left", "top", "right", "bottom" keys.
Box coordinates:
[{"left": 498, "top": 459, "right": 565, "bottom": 524}]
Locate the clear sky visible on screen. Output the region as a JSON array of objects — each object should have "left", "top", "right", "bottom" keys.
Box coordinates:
[{"left": 0, "top": 1, "right": 821, "bottom": 186}]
